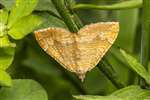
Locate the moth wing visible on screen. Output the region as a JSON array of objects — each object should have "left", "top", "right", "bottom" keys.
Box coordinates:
[
  {"left": 76, "top": 22, "right": 119, "bottom": 73},
  {"left": 34, "top": 28, "right": 77, "bottom": 72}
]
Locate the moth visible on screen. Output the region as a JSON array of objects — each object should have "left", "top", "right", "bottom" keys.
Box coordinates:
[{"left": 34, "top": 22, "right": 119, "bottom": 81}]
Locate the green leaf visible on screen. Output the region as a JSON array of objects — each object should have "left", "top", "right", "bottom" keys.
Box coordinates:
[
  {"left": 0, "top": 0, "right": 15, "bottom": 10},
  {"left": 8, "top": 14, "right": 44, "bottom": 40},
  {"left": 0, "top": 9, "right": 8, "bottom": 24},
  {"left": 0, "top": 47, "right": 15, "bottom": 70},
  {"left": 111, "top": 85, "right": 150, "bottom": 98},
  {"left": 35, "top": 0, "right": 58, "bottom": 14},
  {"left": 38, "top": 12, "right": 66, "bottom": 29},
  {"left": 0, "top": 35, "right": 16, "bottom": 47},
  {"left": 0, "top": 79, "right": 48, "bottom": 100},
  {"left": 8, "top": 0, "right": 38, "bottom": 28},
  {"left": 74, "top": 95, "right": 123, "bottom": 100},
  {"left": 120, "top": 49, "right": 150, "bottom": 85},
  {"left": 0, "top": 70, "right": 12, "bottom": 87},
  {"left": 0, "top": 10, "right": 8, "bottom": 37},
  {"left": 74, "top": 85, "right": 150, "bottom": 100},
  {"left": 73, "top": 0, "right": 142, "bottom": 10}
]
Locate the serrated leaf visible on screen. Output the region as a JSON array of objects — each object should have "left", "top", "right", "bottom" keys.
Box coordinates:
[
  {"left": 0, "top": 70, "right": 12, "bottom": 87},
  {"left": 0, "top": 47, "right": 15, "bottom": 70},
  {"left": 0, "top": 35, "right": 16, "bottom": 47},
  {"left": 120, "top": 49, "right": 150, "bottom": 85},
  {"left": 8, "top": 14, "right": 44, "bottom": 40},
  {"left": 0, "top": 79, "right": 48, "bottom": 100},
  {"left": 8, "top": 0, "right": 38, "bottom": 28}
]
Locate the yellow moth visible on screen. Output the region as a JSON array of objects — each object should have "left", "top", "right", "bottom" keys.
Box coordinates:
[{"left": 34, "top": 22, "right": 119, "bottom": 81}]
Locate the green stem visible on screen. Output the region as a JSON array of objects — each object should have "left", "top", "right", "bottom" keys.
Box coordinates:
[
  {"left": 139, "top": 0, "right": 150, "bottom": 88},
  {"left": 51, "top": 0, "right": 80, "bottom": 32},
  {"left": 140, "top": 0, "right": 150, "bottom": 69},
  {"left": 73, "top": 0, "right": 142, "bottom": 10},
  {"left": 99, "top": 58, "right": 126, "bottom": 89}
]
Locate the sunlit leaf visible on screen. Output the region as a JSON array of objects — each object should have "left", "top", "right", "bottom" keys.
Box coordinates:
[
  {"left": 0, "top": 47, "right": 15, "bottom": 70},
  {"left": 0, "top": 9, "right": 8, "bottom": 24},
  {"left": 8, "top": 14, "right": 44, "bottom": 40},
  {"left": 120, "top": 49, "right": 150, "bottom": 85},
  {"left": 0, "top": 10, "right": 8, "bottom": 37},
  {"left": 0, "top": 35, "right": 16, "bottom": 47},
  {"left": 0, "top": 79, "right": 48, "bottom": 100},
  {"left": 8, "top": 0, "right": 38, "bottom": 28},
  {"left": 0, "top": 70, "right": 12, "bottom": 87}
]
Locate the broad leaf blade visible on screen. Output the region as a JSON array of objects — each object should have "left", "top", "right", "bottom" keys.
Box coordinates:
[
  {"left": 0, "top": 47, "right": 15, "bottom": 70},
  {"left": 111, "top": 85, "right": 150, "bottom": 98},
  {"left": 0, "top": 79, "right": 48, "bottom": 100},
  {"left": 74, "top": 85, "right": 150, "bottom": 100},
  {"left": 35, "top": 0, "right": 58, "bottom": 14},
  {"left": 8, "top": 14, "right": 43, "bottom": 40},
  {"left": 120, "top": 49, "right": 150, "bottom": 85},
  {"left": 38, "top": 12, "right": 66, "bottom": 28},
  {"left": 8, "top": 0, "right": 38, "bottom": 28},
  {"left": 74, "top": 95, "right": 138, "bottom": 100},
  {"left": 0, "top": 70, "right": 12, "bottom": 87}
]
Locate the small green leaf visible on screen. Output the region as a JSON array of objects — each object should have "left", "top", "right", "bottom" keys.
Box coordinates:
[
  {"left": 0, "top": 35, "right": 16, "bottom": 47},
  {"left": 0, "top": 10, "right": 8, "bottom": 37},
  {"left": 8, "top": 0, "right": 38, "bottom": 28},
  {"left": 120, "top": 49, "right": 150, "bottom": 85},
  {"left": 0, "top": 23, "right": 7, "bottom": 37},
  {"left": 0, "top": 70, "right": 12, "bottom": 87},
  {"left": 0, "top": 47, "right": 15, "bottom": 70},
  {"left": 0, "top": 79, "right": 48, "bottom": 100},
  {"left": 8, "top": 14, "right": 44, "bottom": 40},
  {"left": 0, "top": 9, "right": 8, "bottom": 24}
]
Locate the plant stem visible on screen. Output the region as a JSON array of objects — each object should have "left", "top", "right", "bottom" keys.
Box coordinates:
[
  {"left": 140, "top": 0, "right": 150, "bottom": 69},
  {"left": 73, "top": 0, "right": 142, "bottom": 10},
  {"left": 98, "top": 58, "right": 126, "bottom": 89},
  {"left": 139, "top": 0, "right": 150, "bottom": 88},
  {"left": 51, "top": 0, "right": 80, "bottom": 32}
]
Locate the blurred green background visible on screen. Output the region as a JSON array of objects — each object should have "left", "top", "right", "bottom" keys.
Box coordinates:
[{"left": 0, "top": 0, "right": 143, "bottom": 100}]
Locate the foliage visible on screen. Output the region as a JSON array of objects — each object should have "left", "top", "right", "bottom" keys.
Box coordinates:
[{"left": 0, "top": 0, "right": 149, "bottom": 100}]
